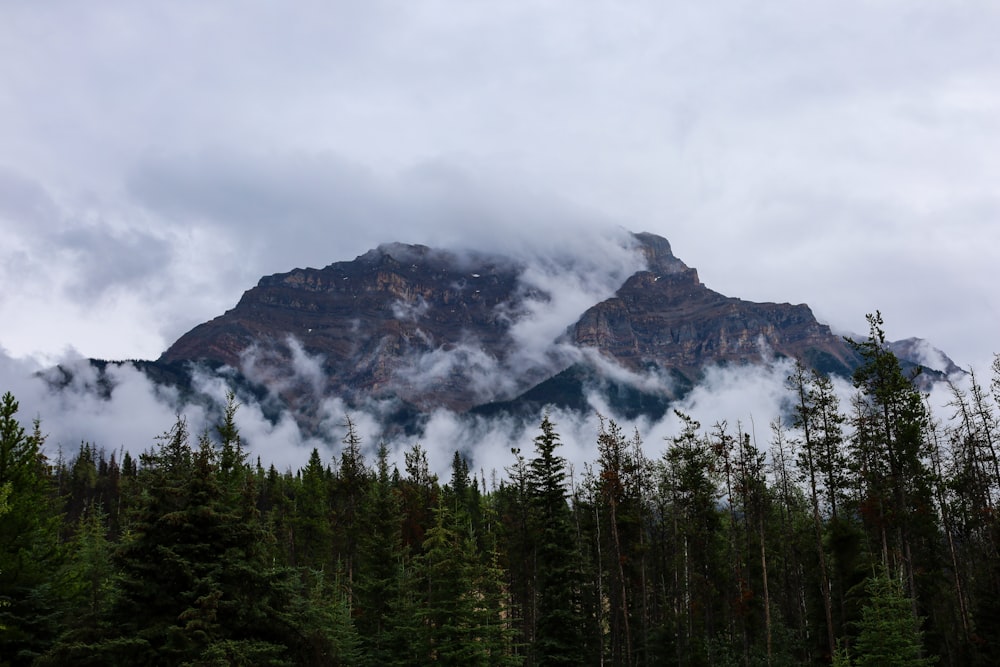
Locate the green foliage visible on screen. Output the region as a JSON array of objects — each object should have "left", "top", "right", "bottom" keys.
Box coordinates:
[
  {"left": 293, "top": 447, "right": 333, "bottom": 569},
  {"left": 846, "top": 313, "right": 947, "bottom": 656},
  {"left": 529, "top": 414, "right": 587, "bottom": 665},
  {"left": 0, "top": 392, "right": 63, "bottom": 665},
  {"left": 851, "top": 573, "right": 937, "bottom": 667},
  {"left": 656, "top": 411, "right": 726, "bottom": 665},
  {"left": 2, "top": 319, "right": 998, "bottom": 666},
  {"left": 278, "top": 568, "right": 362, "bottom": 666},
  {"left": 354, "top": 442, "right": 408, "bottom": 665},
  {"left": 0, "top": 480, "right": 10, "bottom": 525}
]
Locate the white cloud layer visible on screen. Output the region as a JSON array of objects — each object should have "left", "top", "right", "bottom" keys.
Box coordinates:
[
  {"left": 0, "top": 339, "right": 990, "bottom": 485},
  {"left": 2, "top": 1, "right": 997, "bottom": 369},
  {"left": 0, "top": 1, "right": 998, "bottom": 474}
]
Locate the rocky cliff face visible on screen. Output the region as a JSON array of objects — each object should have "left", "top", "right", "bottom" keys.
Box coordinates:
[
  {"left": 161, "top": 243, "right": 529, "bottom": 411},
  {"left": 159, "top": 232, "right": 860, "bottom": 417},
  {"left": 573, "top": 268, "right": 857, "bottom": 383}
]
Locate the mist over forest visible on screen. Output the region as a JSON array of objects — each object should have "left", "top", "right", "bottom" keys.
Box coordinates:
[
  {"left": 2, "top": 3, "right": 999, "bottom": 663},
  {"left": 2, "top": 313, "right": 999, "bottom": 665}
]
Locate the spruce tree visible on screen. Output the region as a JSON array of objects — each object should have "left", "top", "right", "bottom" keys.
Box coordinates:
[
  {"left": 527, "top": 414, "right": 586, "bottom": 665},
  {"left": 0, "top": 392, "right": 62, "bottom": 665},
  {"left": 847, "top": 313, "right": 941, "bottom": 636},
  {"left": 86, "top": 416, "right": 300, "bottom": 663},
  {"left": 851, "top": 573, "right": 937, "bottom": 667},
  {"left": 659, "top": 411, "right": 724, "bottom": 665},
  {"left": 408, "top": 498, "right": 512, "bottom": 666},
  {"left": 39, "top": 503, "right": 115, "bottom": 664},
  {"left": 355, "top": 442, "right": 407, "bottom": 666},
  {"left": 293, "top": 447, "right": 334, "bottom": 569},
  {"left": 788, "top": 363, "right": 839, "bottom": 658}
]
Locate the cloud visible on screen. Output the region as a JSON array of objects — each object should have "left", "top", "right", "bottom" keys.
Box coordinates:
[
  {"left": 0, "top": 164, "right": 243, "bottom": 362},
  {"left": 391, "top": 296, "right": 430, "bottom": 323},
  {"left": 412, "top": 406, "right": 607, "bottom": 486},
  {"left": 503, "top": 233, "right": 643, "bottom": 371},
  {"left": 1, "top": 327, "right": 991, "bottom": 491},
  {"left": 1, "top": 352, "right": 202, "bottom": 462},
  {"left": 125, "top": 147, "right": 625, "bottom": 275},
  {"left": 388, "top": 338, "right": 510, "bottom": 406},
  {"left": 55, "top": 225, "right": 172, "bottom": 301},
  {"left": 376, "top": 228, "right": 649, "bottom": 408},
  {"left": 0, "top": 344, "right": 371, "bottom": 475},
  {"left": 3, "top": 1, "right": 999, "bottom": 368},
  {"left": 240, "top": 337, "right": 330, "bottom": 398},
  {"left": 1, "top": 0, "right": 998, "bottom": 476},
  {"left": 0, "top": 167, "right": 59, "bottom": 231},
  {"left": 577, "top": 348, "right": 678, "bottom": 397},
  {"left": 0, "top": 167, "right": 171, "bottom": 300}
]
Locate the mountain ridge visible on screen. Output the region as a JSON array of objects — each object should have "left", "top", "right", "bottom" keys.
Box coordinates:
[
  {"left": 46, "top": 231, "right": 960, "bottom": 434},
  {"left": 156, "top": 232, "right": 867, "bottom": 419}
]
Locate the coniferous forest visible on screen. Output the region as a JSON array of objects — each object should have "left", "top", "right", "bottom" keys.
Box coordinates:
[{"left": 3, "top": 314, "right": 1000, "bottom": 666}]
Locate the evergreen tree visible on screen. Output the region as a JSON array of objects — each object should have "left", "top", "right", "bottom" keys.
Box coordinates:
[
  {"left": 851, "top": 573, "right": 937, "bottom": 667},
  {"left": 36, "top": 503, "right": 115, "bottom": 666},
  {"left": 595, "top": 418, "right": 649, "bottom": 665},
  {"left": 278, "top": 568, "right": 362, "bottom": 666},
  {"left": 399, "top": 443, "right": 438, "bottom": 551},
  {"left": 355, "top": 442, "right": 407, "bottom": 666},
  {"left": 0, "top": 480, "right": 10, "bottom": 517},
  {"left": 0, "top": 392, "right": 62, "bottom": 665},
  {"left": 8, "top": 323, "right": 999, "bottom": 665},
  {"left": 788, "top": 363, "right": 839, "bottom": 659},
  {"left": 658, "top": 411, "right": 725, "bottom": 665},
  {"left": 408, "top": 497, "right": 517, "bottom": 666},
  {"left": 333, "top": 415, "right": 370, "bottom": 595},
  {"left": 216, "top": 390, "right": 248, "bottom": 494},
  {"left": 84, "top": 416, "right": 309, "bottom": 663},
  {"left": 847, "top": 313, "right": 941, "bottom": 636},
  {"left": 528, "top": 415, "right": 587, "bottom": 665},
  {"left": 499, "top": 444, "right": 534, "bottom": 662},
  {"left": 293, "top": 447, "right": 334, "bottom": 569}
]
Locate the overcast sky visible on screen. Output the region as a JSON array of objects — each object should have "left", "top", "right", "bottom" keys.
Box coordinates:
[{"left": 2, "top": 0, "right": 998, "bottom": 376}]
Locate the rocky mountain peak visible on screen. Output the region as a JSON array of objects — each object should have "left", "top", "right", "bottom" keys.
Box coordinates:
[
  {"left": 357, "top": 242, "right": 435, "bottom": 268},
  {"left": 157, "top": 232, "right": 868, "bottom": 424},
  {"left": 632, "top": 231, "right": 693, "bottom": 277}
]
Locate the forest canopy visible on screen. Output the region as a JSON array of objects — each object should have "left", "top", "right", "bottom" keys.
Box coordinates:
[{"left": 1, "top": 314, "right": 999, "bottom": 666}]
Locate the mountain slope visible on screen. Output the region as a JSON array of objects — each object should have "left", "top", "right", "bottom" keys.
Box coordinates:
[
  {"left": 161, "top": 243, "right": 529, "bottom": 412},
  {"left": 157, "top": 232, "right": 866, "bottom": 421},
  {"left": 572, "top": 265, "right": 857, "bottom": 383}
]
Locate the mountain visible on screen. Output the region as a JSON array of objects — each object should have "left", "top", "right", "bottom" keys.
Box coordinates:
[
  {"left": 150, "top": 232, "right": 882, "bottom": 428},
  {"left": 571, "top": 232, "right": 858, "bottom": 379},
  {"left": 160, "top": 242, "right": 530, "bottom": 414}
]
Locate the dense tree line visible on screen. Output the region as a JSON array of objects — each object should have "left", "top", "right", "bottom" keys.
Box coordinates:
[{"left": 1, "top": 313, "right": 999, "bottom": 665}]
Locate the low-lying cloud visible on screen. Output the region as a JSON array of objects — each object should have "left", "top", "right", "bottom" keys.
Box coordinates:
[{"left": 3, "top": 330, "right": 992, "bottom": 488}]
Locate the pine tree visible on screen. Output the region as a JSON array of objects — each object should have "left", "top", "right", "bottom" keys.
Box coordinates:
[
  {"left": 86, "top": 416, "right": 298, "bottom": 663},
  {"left": 0, "top": 480, "right": 10, "bottom": 517},
  {"left": 333, "top": 415, "right": 370, "bottom": 596},
  {"left": 528, "top": 414, "right": 587, "bottom": 665},
  {"left": 847, "top": 313, "right": 940, "bottom": 632},
  {"left": 67, "top": 503, "right": 114, "bottom": 626},
  {"left": 279, "top": 568, "right": 362, "bottom": 666},
  {"left": 216, "top": 390, "right": 248, "bottom": 493},
  {"left": 788, "top": 363, "right": 839, "bottom": 658},
  {"left": 399, "top": 442, "right": 438, "bottom": 551},
  {"left": 596, "top": 418, "right": 650, "bottom": 665},
  {"left": 851, "top": 573, "right": 937, "bottom": 667},
  {"left": 411, "top": 499, "right": 511, "bottom": 666},
  {"left": 499, "top": 444, "right": 534, "bottom": 662},
  {"left": 355, "top": 442, "right": 407, "bottom": 666},
  {"left": 293, "top": 447, "right": 334, "bottom": 569},
  {"left": 659, "top": 411, "right": 725, "bottom": 665},
  {"left": 0, "top": 392, "right": 62, "bottom": 665}
]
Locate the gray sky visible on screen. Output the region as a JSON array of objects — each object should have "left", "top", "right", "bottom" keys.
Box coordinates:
[{"left": 1, "top": 0, "right": 998, "bottom": 375}]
